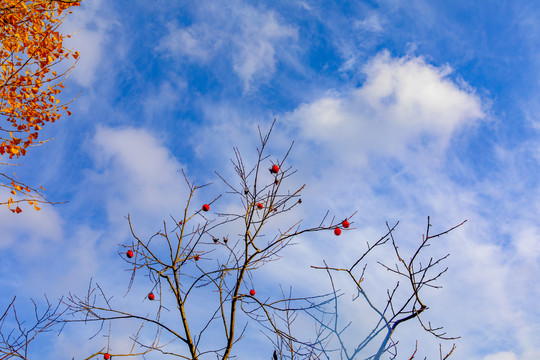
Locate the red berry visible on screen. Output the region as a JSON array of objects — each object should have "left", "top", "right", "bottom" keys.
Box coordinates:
[
  {"left": 249, "top": 289, "right": 256, "bottom": 296},
  {"left": 257, "top": 203, "right": 263, "bottom": 209},
  {"left": 270, "top": 164, "right": 279, "bottom": 174},
  {"left": 194, "top": 254, "right": 200, "bottom": 261},
  {"left": 334, "top": 228, "right": 342, "bottom": 236},
  {"left": 202, "top": 204, "right": 210, "bottom": 212},
  {"left": 126, "top": 250, "right": 133, "bottom": 258},
  {"left": 104, "top": 354, "right": 111, "bottom": 360},
  {"left": 342, "top": 220, "right": 350, "bottom": 228},
  {"left": 148, "top": 293, "right": 155, "bottom": 301}
]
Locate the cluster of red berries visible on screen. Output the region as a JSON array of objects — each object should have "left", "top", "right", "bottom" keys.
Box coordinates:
[{"left": 334, "top": 220, "right": 350, "bottom": 236}]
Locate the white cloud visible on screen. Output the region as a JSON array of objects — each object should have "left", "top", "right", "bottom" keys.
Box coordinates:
[
  {"left": 231, "top": 8, "right": 298, "bottom": 91},
  {"left": 61, "top": 0, "right": 121, "bottom": 87},
  {"left": 483, "top": 352, "right": 518, "bottom": 360},
  {"left": 159, "top": 22, "right": 223, "bottom": 61},
  {"left": 353, "top": 14, "right": 384, "bottom": 33},
  {"left": 87, "top": 126, "right": 189, "bottom": 230},
  {"left": 286, "top": 51, "right": 485, "bottom": 166},
  {"left": 0, "top": 195, "right": 63, "bottom": 255},
  {"left": 158, "top": 1, "right": 298, "bottom": 91}
]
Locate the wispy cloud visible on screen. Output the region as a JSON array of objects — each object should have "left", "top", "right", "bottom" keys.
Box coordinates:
[
  {"left": 61, "top": 0, "right": 120, "bottom": 88},
  {"left": 158, "top": 1, "right": 298, "bottom": 91},
  {"left": 86, "top": 126, "right": 189, "bottom": 229}
]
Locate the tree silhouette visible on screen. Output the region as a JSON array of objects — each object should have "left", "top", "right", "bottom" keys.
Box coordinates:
[{"left": 63, "top": 121, "right": 463, "bottom": 359}]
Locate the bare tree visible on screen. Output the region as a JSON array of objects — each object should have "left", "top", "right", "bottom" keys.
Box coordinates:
[
  {"left": 0, "top": 296, "right": 65, "bottom": 359},
  {"left": 64, "top": 121, "right": 348, "bottom": 359},
  {"left": 62, "top": 121, "right": 463, "bottom": 359}
]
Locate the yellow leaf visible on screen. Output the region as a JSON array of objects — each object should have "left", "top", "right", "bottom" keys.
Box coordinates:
[{"left": 34, "top": 205, "right": 41, "bottom": 211}]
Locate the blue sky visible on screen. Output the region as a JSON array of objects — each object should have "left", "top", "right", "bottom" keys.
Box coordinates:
[{"left": 1, "top": 0, "right": 539, "bottom": 359}]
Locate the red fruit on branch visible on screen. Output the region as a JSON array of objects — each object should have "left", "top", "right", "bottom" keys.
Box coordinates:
[
  {"left": 270, "top": 164, "right": 279, "bottom": 174},
  {"left": 202, "top": 204, "right": 210, "bottom": 212},
  {"left": 148, "top": 293, "right": 155, "bottom": 301},
  {"left": 342, "top": 220, "right": 350, "bottom": 228},
  {"left": 257, "top": 203, "right": 263, "bottom": 209},
  {"left": 250, "top": 289, "right": 256, "bottom": 296},
  {"left": 195, "top": 254, "right": 200, "bottom": 261},
  {"left": 126, "top": 250, "right": 133, "bottom": 258},
  {"left": 334, "top": 228, "right": 342, "bottom": 236},
  {"left": 104, "top": 354, "right": 111, "bottom": 360}
]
